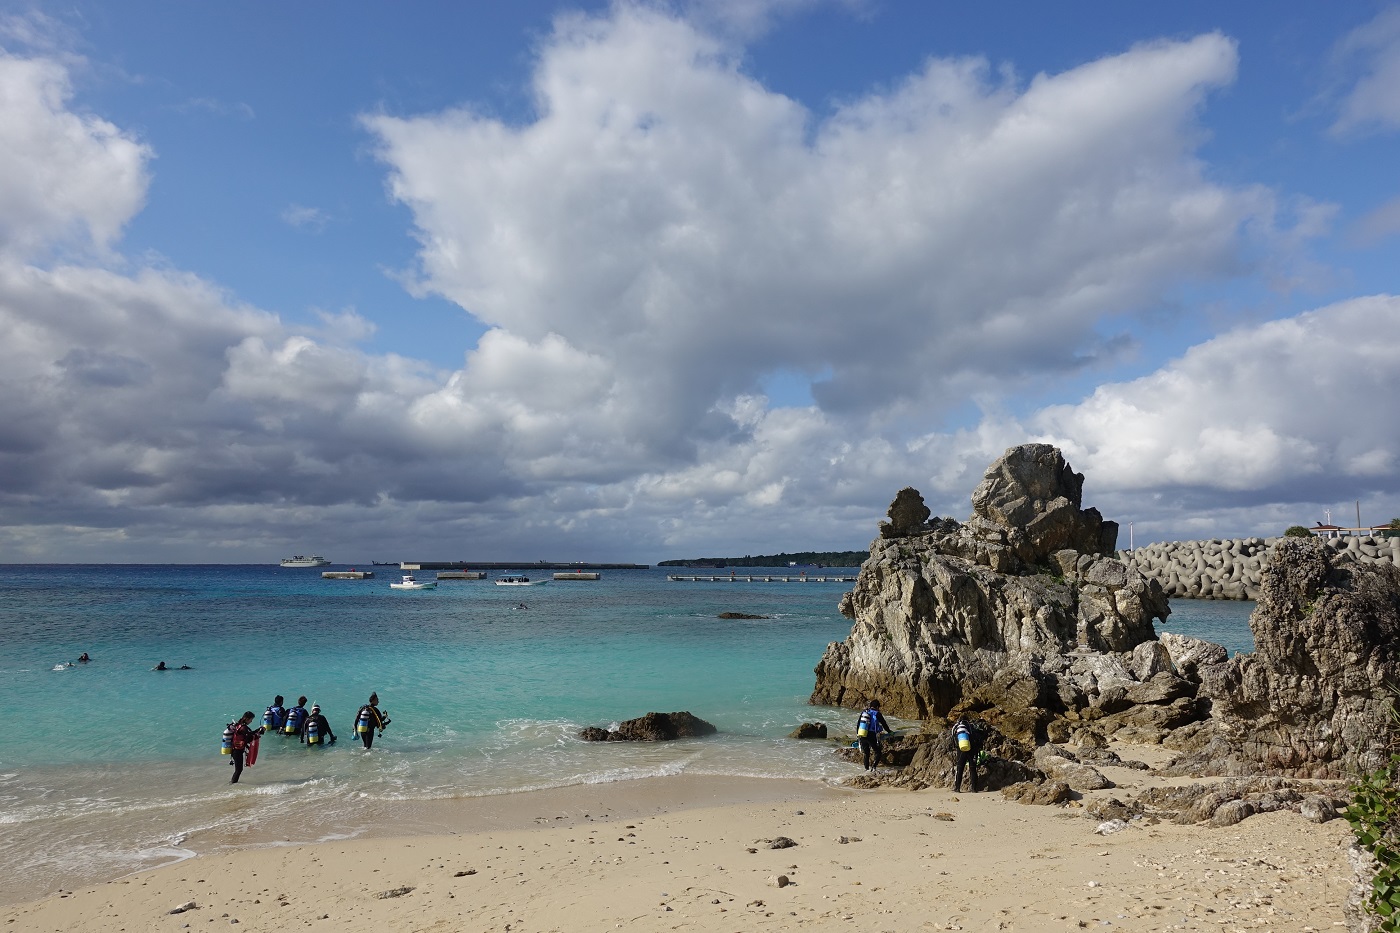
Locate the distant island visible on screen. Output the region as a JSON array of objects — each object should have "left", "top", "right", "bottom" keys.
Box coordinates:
[{"left": 657, "top": 550, "right": 867, "bottom": 568}]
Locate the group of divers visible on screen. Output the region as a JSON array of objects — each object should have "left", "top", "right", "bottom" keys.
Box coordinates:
[
  {"left": 855, "top": 699, "right": 988, "bottom": 792},
  {"left": 220, "top": 692, "right": 390, "bottom": 784}
]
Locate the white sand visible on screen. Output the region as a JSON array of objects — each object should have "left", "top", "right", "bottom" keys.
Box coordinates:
[{"left": 2, "top": 755, "right": 1357, "bottom": 932}]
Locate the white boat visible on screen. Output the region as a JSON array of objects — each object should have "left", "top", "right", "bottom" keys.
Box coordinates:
[
  {"left": 495, "top": 573, "right": 549, "bottom": 586},
  {"left": 281, "top": 555, "right": 331, "bottom": 568},
  {"left": 390, "top": 573, "right": 437, "bottom": 590}
]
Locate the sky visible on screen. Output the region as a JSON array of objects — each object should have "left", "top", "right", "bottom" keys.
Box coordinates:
[{"left": 1, "top": 0, "right": 1398, "bottom": 564}]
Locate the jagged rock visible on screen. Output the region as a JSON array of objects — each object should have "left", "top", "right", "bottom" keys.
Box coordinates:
[
  {"left": 718, "top": 612, "right": 769, "bottom": 619},
  {"left": 1002, "top": 780, "right": 1072, "bottom": 805},
  {"left": 1209, "top": 799, "right": 1255, "bottom": 827},
  {"left": 1157, "top": 632, "right": 1228, "bottom": 679},
  {"left": 880, "top": 487, "right": 932, "bottom": 538},
  {"left": 1346, "top": 844, "right": 1384, "bottom": 933},
  {"left": 811, "top": 444, "right": 1169, "bottom": 722},
  {"left": 1036, "top": 754, "right": 1113, "bottom": 791},
  {"left": 1085, "top": 797, "right": 1142, "bottom": 822},
  {"left": 578, "top": 711, "right": 718, "bottom": 742},
  {"left": 1165, "top": 537, "right": 1400, "bottom": 778},
  {"left": 788, "top": 722, "right": 827, "bottom": 739},
  {"left": 1300, "top": 795, "right": 1338, "bottom": 823}
]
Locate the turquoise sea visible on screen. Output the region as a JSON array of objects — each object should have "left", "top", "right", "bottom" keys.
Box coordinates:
[{"left": 0, "top": 563, "right": 1254, "bottom": 901}]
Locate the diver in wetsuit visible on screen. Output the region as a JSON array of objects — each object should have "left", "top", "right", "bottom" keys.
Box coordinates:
[{"left": 354, "top": 693, "right": 389, "bottom": 749}]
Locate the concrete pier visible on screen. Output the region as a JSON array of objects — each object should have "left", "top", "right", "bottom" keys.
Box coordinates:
[
  {"left": 553, "top": 572, "right": 601, "bottom": 580},
  {"left": 667, "top": 574, "right": 858, "bottom": 583},
  {"left": 436, "top": 571, "right": 487, "bottom": 580},
  {"left": 322, "top": 571, "right": 374, "bottom": 579}
]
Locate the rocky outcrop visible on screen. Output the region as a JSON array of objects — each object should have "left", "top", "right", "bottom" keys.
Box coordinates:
[
  {"left": 788, "top": 722, "right": 827, "bottom": 739},
  {"left": 1164, "top": 537, "right": 1400, "bottom": 778},
  {"left": 812, "top": 443, "right": 1400, "bottom": 815},
  {"left": 578, "top": 711, "right": 717, "bottom": 742},
  {"left": 811, "top": 443, "right": 1169, "bottom": 736}
]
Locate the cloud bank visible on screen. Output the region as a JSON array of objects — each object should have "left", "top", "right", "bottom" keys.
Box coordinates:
[{"left": 0, "top": 9, "right": 1395, "bottom": 562}]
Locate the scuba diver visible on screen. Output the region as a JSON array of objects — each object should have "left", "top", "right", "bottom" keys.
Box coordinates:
[
  {"left": 856, "top": 699, "right": 892, "bottom": 772},
  {"left": 283, "top": 696, "right": 309, "bottom": 738},
  {"left": 353, "top": 692, "right": 390, "bottom": 749},
  {"left": 153, "top": 661, "right": 167, "bottom": 671},
  {"left": 303, "top": 705, "right": 336, "bottom": 746},
  {"left": 77, "top": 652, "right": 90, "bottom": 663},
  {"left": 951, "top": 716, "right": 984, "bottom": 793},
  {"left": 262, "top": 696, "right": 287, "bottom": 733},
  {"left": 223, "top": 711, "right": 263, "bottom": 784}
]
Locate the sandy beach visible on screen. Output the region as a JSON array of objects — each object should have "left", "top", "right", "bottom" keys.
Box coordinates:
[{"left": 2, "top": 746, "right": 1357, "bottom": 933}]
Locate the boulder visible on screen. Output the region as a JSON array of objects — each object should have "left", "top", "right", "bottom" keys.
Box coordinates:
[
  {"left": 1001, "top": 780, "right": 1072, "bottom": 805},
  {"left": 578, "top": 711, "right": 718, "bottom": 742},
  {"left": 879, "top": 487, "right": 932, "bottom": 538},
  {"left": 788, "top": 722, "right": 827, "bottom": 739}
]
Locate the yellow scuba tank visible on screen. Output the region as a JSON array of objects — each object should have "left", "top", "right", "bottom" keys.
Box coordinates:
[{"left": 221, "top": 723, "right": 234, "bottom": 755}]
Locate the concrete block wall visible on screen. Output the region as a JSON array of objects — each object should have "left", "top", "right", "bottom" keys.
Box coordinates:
[{"left": 1120, "top": 534, "right": 1400, "bottom": 600}]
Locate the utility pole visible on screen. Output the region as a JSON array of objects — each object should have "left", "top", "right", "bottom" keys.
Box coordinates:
[{"left": 1357, "top": 500, "right": 1362, "bottom": 530}]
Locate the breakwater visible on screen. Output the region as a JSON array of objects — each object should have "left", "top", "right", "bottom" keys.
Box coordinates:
[{"left": 1122, "top": 534, "right": 1400, "bottom": 600}]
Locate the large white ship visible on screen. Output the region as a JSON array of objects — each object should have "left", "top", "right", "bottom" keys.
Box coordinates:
[{"left": 280, "top": 555, "right": 331, "bottom": 568}]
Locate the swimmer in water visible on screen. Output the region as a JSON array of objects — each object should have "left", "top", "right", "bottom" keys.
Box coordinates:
[{"left": 153, "top": 661, "right": 167, "bottom": 671}]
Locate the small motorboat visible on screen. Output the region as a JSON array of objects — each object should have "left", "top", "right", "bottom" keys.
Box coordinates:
[
  {"left": 495, "top": 573, "right": 548, "bottom": 586},
  {"left": 390, "top": 573, "right": 437, "bottom": 590}
]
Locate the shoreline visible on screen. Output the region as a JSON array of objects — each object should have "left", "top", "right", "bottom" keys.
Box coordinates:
[
  {"left": 2, "top": 759, "right": 1357, "bottom": 931},
  {"left": 0, "top": 773, "right": 849, "bottom": 908}
]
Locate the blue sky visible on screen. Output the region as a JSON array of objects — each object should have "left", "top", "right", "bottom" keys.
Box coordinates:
[{"left": 1, "top": 1, "right": 1398, "bottom": 562}]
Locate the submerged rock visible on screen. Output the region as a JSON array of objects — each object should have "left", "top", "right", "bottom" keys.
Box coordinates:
[
  {"left": 578, "top": 711, "right": 718, "bottom": 742},
  {"left": 788, "top": 722, "right": 827, "bottom": 739}
]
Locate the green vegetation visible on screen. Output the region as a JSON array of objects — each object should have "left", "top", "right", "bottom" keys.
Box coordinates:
[
  {"left": 1387, "top": 518, "right": 1400, "bottom": 539},
  {"left": 1348, "top": 702, "right": 1400, "bottom": 930},
  {"left": 1284, "top": 525, "right": 1313, "bottom": 538},
  {"left": 657, "top": 550, "right": 867, "bottom": 568}
]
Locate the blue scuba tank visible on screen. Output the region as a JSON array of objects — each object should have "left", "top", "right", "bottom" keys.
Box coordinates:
[
  {"left": 284, "top": 707, "right": 304, "bottom": 735},
  {"left": 306, "top": 717, "right": 321, "bottom": 745},
  {"left": 262, "top": 707, "right": 277, "bottom": 731},
  {"left": 356, "top": 706, "right": 373, "bottom": 735},
  {"left": 221, "top": 722, "right": 234, "bottom": 755}
]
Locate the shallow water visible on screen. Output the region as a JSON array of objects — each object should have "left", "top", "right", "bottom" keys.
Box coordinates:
[{"left": 0, "top": 564, "right": 1255, "bottom": 901}]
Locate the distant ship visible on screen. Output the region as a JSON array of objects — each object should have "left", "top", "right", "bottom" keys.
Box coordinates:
[{"left": 280, "top": 555, "right": 331, "bottom": 568}]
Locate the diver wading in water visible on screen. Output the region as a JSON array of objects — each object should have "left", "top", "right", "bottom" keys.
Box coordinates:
[{"left": 354, "top": 693, "right": 390, "bottom": 749}]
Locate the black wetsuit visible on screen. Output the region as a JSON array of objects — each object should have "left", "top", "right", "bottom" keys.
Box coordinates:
[
  {"left": 856, "top": 707, "right": 892, "bottom": 771},
  {"left": 355, "top": 704, "right": 386, "bottom": 749},
  {"left": 303, "top": 713, "right": 336, "bottom": 745},
  {"left": 229, "top": 722, "right": 259, "bottom": 784},
  {"left": 952, "top": 721, "right": 981, "bottom": 792}
]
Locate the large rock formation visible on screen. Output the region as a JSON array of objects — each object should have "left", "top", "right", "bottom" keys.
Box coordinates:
[
  {"left": 811, "top": 444, "right": 1170, "bottom": 740},
  {"left": 814, "top": 443, "right": 1400, "bottom": 796},
  {"left": 1165, "top": 537, "right": 1400, "bottom": 778}
]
